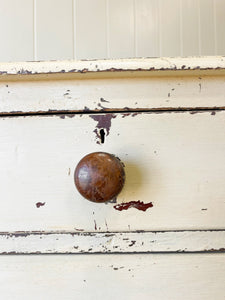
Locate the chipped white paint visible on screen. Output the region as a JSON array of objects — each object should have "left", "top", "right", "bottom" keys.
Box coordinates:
[
  {"left": 0, "top": 56, "right": 224, "bottom": 77},
  {"left": 0, "top": 254, "right": 225, "bottom": 300},
  {"left": 0, "top": 111, "right": 225, "bottom": 232},
  {"left": 0, "top": 76, "right": 225, "bottom": 114},
  {"left": 0, "top": 57, "right": 225, "bottom": 114},
  {"left": 0, "top": 231, "right": 224, "bottom": 254},
  {"left": 0, "top": 74, "right": 225, "bottom": 114}
]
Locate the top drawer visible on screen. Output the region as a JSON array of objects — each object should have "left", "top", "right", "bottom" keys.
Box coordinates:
[
  {"left": 0, "top": 58, "right": 225, "bottom": 234},
  {"left": 0, "top": 57, "right": 225, "bottom": 114}
]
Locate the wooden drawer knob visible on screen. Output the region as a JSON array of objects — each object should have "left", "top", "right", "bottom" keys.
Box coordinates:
[{"left": 74, "top": 152, "right": 125, "bottom": 203}]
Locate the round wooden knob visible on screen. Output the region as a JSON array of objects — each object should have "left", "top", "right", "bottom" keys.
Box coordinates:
[{"left": 74, "top": 152, "right": 125, "bottom": 203}]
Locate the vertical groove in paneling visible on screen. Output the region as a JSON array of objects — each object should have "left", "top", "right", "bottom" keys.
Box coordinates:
[
  {"left": 159, "top": 0, "right": 181, "bottom": 57},
  {"left": 198, "top": 0, "right": 202, "bottom": 56},
  {"left": 72, "top": 0, "right": 76, "bottom": 59},
  {"left": 181, "top": 0, "right": 200, "bottom": 57},
  {"left": 199, "top": 0, "right": 215, "bottom": 56},
  {"left": 158, "top": 0, "right": 162, "bottom": 57},
  {"left": 0, "top": 0, "right": 34, "bottom": 62},
  {"left": 213, "top": 0, "right": 217, "bottom": 54},
  {"left": 133, "top": 0, "right": 137, "bottom": 57},
  {"left": 75, "top": 0, "right": 107, "bottom": 59},
  {"left": 106, "top": 0, "right": 110, "bottom": 58},
  {"left": 136, "top": 0, "right": 159, "bottom": 58},
  {"left": 33, "top": 0, "right": 37, "bottom": 60},
  {"left": 179, "top": 0, "right": 183, "bottom": 57},
  {"left": 36, "top": 0, "right": 73, "bottom": 61},
  {"left": 108, "top": 0, "right": 135, "bottom": 58},
  {"left": 214, "top": 0, "right": 225, "bottom": 55}
]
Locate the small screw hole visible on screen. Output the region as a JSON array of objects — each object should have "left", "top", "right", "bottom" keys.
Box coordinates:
[{"left": 100, "top": 129, "right": 105, "bottom": 144}]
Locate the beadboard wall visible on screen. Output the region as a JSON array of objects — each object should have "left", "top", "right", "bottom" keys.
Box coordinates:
[{"left": 0, "top": 0, "right": 224, "bottom": 62}]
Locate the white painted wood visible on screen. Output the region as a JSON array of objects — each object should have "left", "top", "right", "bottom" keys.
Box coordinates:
[
  {"left": 0, "top": 57, "right": 224, "bottom": 76},
  {"left": 1, "top": 73, "right": 225, "bottom": 114},
  {"left": 35, "top": 0, "right": 74, "bottom": 60},
  {"left": 0, "top": 111, "right": 224, "bottom": 232},
  {"left": 135, "top": 0, "right": 159, "bottom": 58},
  {"left": 75, "top": 0, "right": 107, "bottom": 60},
  {"left": 0, "top": 254, "right": 224, "bottom": 299},
  {"left": 0, "top": 0, "right": 34, "bottom": 62},
  {"left": 199, "top": 0, "right": 215, "bottom": 55},
  {"left": 0, "top": 57, "right": 225, "bottom": 114},
  {"left": 0, "top": 1, "right": 225, "bottom": 61},
  {"left": 108, "top": 0, "right": 135, "bottom": 58},
  {"left": 0, "top": 231, "right": 224, "bottom": 254},
  {"left": 159, "top": 0, "right": 181, "bottom": 57},
  {"left": 181, "top": 0, "right": 199, "bottom": 56},
  {"left": 214, "top": 0, "right": 225, "bottom": 55}
]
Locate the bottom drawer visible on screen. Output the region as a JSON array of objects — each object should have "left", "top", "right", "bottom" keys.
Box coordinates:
[{"left": 0, "top": 254, "right": 224, "bottom": 300}]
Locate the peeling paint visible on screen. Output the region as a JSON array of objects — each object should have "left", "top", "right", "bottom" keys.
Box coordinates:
[
  {"left": 36, "top": 202, "right": 45, "bottom": 208},
  {"left": 90, "top": 114, "right": 117, "bottom": 142},
  {"left": 94, "top": 220, "right": 97, "bottom": 231},
  {"left": 129, "top": 240, "right": 136, "bottom": 247},
  {"left": 84, "top": 106, "right": 90, "bottom": 112},
  {"left": 114, "top": 201, "right": 153, "bottom": 211},
  {"left": 100, "top": 97, "right": 110, "bottom": 103}
]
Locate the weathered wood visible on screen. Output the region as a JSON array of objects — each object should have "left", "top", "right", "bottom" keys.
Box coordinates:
[
  {"left": 0, "top": 74, "right": 225, "bottom": 114},
  {"left": 0, "top": 254, "right": 224, "bottom": 299},
  {"left": 0, "top": 230, "right": 224, "bottom": 254},
  {"left": 0, "top": 111, "right": 224, "bottom": 232},
  {"left": 0, "top": 57, "right": 225, "bottom": 76},
  {"left": 0, "top": 57, "right": 225, "bottom": 114}
]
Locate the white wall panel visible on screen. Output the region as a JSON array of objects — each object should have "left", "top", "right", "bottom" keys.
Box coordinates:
[
  {"left": 135, "top": 0, "right": 159, "bottom": 57},
  {"left": 75, "top": 0, "right": 107, "bottom": 59},
  {"left": 0, "top": 0, "right": 33, "bottom": 62},
  {"left": 108, "top": 0, "right": 135, "bottom": 58},
  {"left": 0, "top": 0, "right": 224, "bottom": 62},
  {"left": 159, "top": 0, "right": 181, "bottom": 57},
  {"left": 199, "top": 0, "right": 215, "bottom": 55},
  {"left": 181, "top": 0, "right": 200, "bottom": 56},
  {"left": 35, "top": 0, "right": 74, "bottom": 60},
  {"left": 214, "top": 0, "right": 225, "bottom": 55}
]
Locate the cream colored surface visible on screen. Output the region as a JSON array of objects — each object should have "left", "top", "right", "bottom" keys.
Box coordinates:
[
  {"left": 0, "top": 254, "right": 225, "bottom": 300},
  {"left": 0, "top": 0, "right": 225, "bottom": 61},
  {"left": 0, "top": 57, "right": 224, "bottom": 299},
  {"left": 0, "top": 111, "right": 225, "bottom": 232},
  {"left": 35, "top": 0, "right": 74, "bottom": 60},
  {"left": 0, "top": 57, "right": 225, "bottom": 114},
  {"left": 0, "top": 231, "right": 224, "bottom": 254}
]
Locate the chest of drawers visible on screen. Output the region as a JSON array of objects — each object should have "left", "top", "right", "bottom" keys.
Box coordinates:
[{"left": 0, "top": 57, "right": 225, "bottom": 299}]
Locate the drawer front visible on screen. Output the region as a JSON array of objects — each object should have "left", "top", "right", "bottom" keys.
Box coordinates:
[
  {"left": 0, "top": 254, "right": 225, "bottom": 300},
  {"left": 1, "top": 111, "right": 225, "bottom": 232}
]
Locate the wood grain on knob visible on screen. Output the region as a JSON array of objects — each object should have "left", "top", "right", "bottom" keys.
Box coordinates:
[{"left": 74, "top": 152, "right": 125, "bottom": 203}]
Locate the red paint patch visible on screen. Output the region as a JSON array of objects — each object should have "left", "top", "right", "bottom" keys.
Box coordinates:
[
  {"left": 36, "top": 202, "right": 45, "bottom": 208},
  {"left": 114, "top": 201, "right": 153, "bottom": 211}
]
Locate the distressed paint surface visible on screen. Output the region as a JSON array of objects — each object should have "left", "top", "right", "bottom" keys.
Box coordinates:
[
  {"left": 0, "top": 57, "right": 225, "bottom": 77},
  {"left": 0, "top": 111, "right": 225, "bottom": 232},
  {"left": 0, "top": 231, "right": 224, "bottom": 254},
  {"left": 0, "top": 72, "right": 225, "bottom": 114},
  {"left": 0, "top": 254, "right": 225, "bottom": 300}
]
